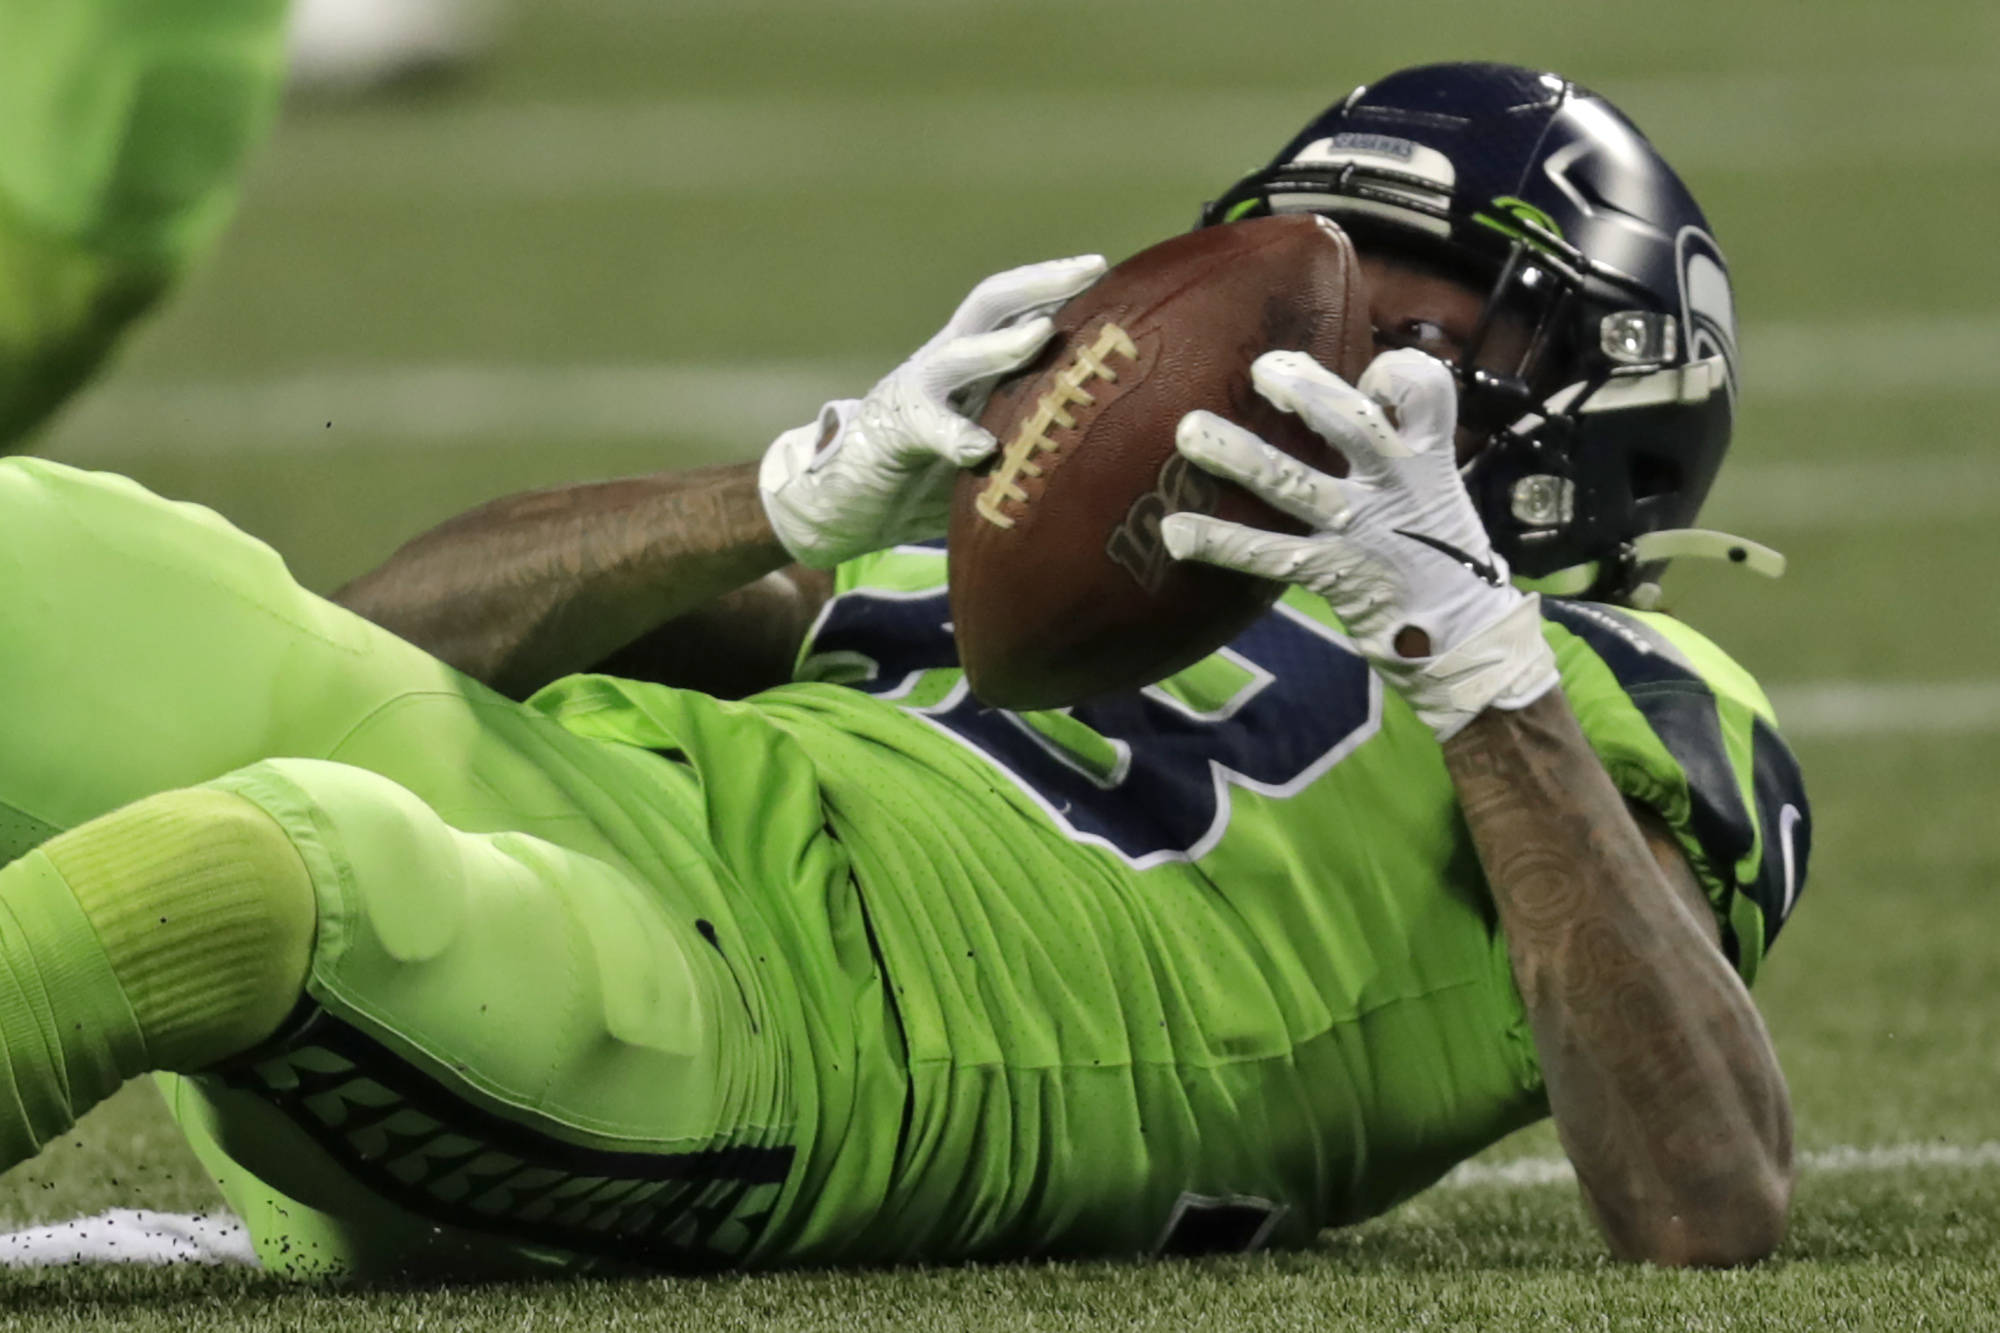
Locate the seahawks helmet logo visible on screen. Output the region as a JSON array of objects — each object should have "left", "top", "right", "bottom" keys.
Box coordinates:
[{"left": 1676, "top": 227, "right": 1739, "bottom": 400}]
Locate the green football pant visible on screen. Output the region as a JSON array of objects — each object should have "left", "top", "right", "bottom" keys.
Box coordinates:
[{"left": 0, "top": 459, "right": 799, "bottom": 1277}]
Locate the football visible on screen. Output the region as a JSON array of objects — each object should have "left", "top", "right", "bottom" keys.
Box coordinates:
[{"left": 946, "top": 214, "right": 1375, "bottom": 710}]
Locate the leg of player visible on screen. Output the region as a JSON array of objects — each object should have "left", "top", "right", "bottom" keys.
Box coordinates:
[
  {"left": 208, "top": 756, "right": 797, "bottom": 1278},
  {"left": 0, "top": 789, "right": 314, "bottom": 1168},
  {"left": 0, "top": 753, "right": 796, "bottom": 1279},
  {"left": 0, "top": 462, "right": 804, "bottom": 1272},
  {"left": 0, "top": 456, "right": 492, "bottom": 864}
]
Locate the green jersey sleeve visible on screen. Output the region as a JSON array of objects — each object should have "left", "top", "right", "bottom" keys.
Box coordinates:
[{"left": 1540, "top": 598, "right": 1812, "bottom": 985}]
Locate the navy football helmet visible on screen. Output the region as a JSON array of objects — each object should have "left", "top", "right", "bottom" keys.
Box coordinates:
[{"left": 1199, "top": 62, "right": 1782, "bottom": 605}]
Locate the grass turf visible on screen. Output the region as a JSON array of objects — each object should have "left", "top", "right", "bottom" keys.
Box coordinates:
[
  {"left": 3, "top": 1156, "right": 1998, "bottom": 1331},
  {"left": 7, "top": 0, "right": 2000, "bottom": 1326}
]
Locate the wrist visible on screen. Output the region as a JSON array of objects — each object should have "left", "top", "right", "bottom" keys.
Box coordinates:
[
  {"left": 1372, "top": 592, "right": 1561, "bottom": 743},
  {"left": 758, "top": 401, "right": 864, "bottom": 568}
]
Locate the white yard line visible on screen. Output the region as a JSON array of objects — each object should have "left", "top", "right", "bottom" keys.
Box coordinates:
[
  {"left": 1705, "top": 456, "right": 2000, "bottom": 532},
  {"left": 4, "top": 1140, "right": 1994, "bottom": 1267},
  {"left": 0, "top": 1208, "right": 256, "bottom": 1268},
  {"left": 1749, "top": 313, "right": 2000, "bottom": 400},
  {"left": 1767, "top": 681, "right": 2000, "bottom": 739},
  {"left": 42, "top": 360, "right": 876, "bottom": 456},
  {"left": 39, "top": 314, "right": 2000, "bottom": 466},
  {"left": 1443, "top": 1141, "right": 2000, "bottom": 1191},
  {"left": 251, "top": 68, "right": 2000, "bottom": 202}
]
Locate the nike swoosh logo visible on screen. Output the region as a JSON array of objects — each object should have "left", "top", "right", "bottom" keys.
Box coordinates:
[
  {"left": 1778, "top": 803, "right": 1803, "bottom": 918},
  {"left": 1393, "top": 529, "right": 1503, "bottom": 585}
]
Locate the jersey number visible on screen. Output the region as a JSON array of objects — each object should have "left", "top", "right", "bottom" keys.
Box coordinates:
[{"left": 804, "top": 589, "right": 1379, "bottom": 866}]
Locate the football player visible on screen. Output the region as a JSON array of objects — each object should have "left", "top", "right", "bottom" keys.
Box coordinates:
[{"left": 0, "top": 64, "right": 1808, "bottom": 1277}]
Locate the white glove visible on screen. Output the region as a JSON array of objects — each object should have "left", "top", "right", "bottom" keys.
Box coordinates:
[
  {"left": 759, "top": 254, "right": 1108, "bottom": 568},
  {"left": 1161, "top": 348, "right": 1559, "bottom": 741}
]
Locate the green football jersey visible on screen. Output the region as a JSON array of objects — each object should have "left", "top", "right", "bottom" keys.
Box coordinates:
[{"left": 534, "top": 541, "right": 1811, "bottom": 1264}]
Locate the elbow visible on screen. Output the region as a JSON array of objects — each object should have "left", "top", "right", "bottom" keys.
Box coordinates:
[{"left": 1607, "top": 1157, "right": 1793, "bottom": 1268}]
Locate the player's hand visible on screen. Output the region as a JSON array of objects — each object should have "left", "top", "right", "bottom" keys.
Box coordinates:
[
  {"left": 1162, "top": 348, "right": 1558, "bottom": 741},
  {"left": 759, "top": 254, "right": 1108, "bottom": 569}
]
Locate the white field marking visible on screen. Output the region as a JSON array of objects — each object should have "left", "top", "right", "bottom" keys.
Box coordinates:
[
  {"left": 248, "top": 68, "right": 2000, "bottom": 202},
  {"left": 1704, "top": 456, "right": 2000, "bottom": 532},
  {"left": 1766, "top": 681, "right": 2000, "bottom": 740},
  {"left": 0, "top": 1208, "right": 256, "bottom": 1268},
  {"left": 4, "top": 1140, "right": 1994, "bottom": 1267},
  {"left": 38, "top": 313, "right": 2000, "bottom": 469},
  {"left": 40, "top": 360, "right": 876, "bottom": 456},
  {"left": 1748, "top": 313, "right": 2000, "bottom": 401},
  {"left": 1441, "top": 1141, "right": 2000, "bottom": 1191}
]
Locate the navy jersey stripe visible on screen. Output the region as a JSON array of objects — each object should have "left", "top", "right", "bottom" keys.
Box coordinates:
[{"left": 1747, "top": 716, "right": 1811, "bottom": 946}]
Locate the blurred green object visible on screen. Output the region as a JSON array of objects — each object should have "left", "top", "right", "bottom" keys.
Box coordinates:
[{"left": 0, "top": 0, "right": 288, "bottom": 446}]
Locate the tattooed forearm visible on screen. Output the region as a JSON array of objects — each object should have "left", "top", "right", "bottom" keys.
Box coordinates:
[
  {"left": 335, "top": 462, "right": 807, "bottom": 697},
  {"left": 1443, "top": 690, "right": 1793, "bottom": 1266}
]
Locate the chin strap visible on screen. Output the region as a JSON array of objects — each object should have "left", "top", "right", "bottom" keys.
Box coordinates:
[
  {"left": 1623, "top": 529, "right": 1785, "bottom": 610},
  {"left": 1629, "top": 528, "right": 1787, "bottom": 579},
  {"left": 1516, "top": 529, "right": 1786, "bottom": 610}
]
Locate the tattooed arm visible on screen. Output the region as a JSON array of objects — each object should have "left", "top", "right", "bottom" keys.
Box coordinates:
[
  {"left": 333, "top": 462, "right": 831, "bottom": 699},
  {"left": 1162, "top": 350, "right": 1794, "bottom": 1266},
  {"left": 1443, "top": 690, "right": 1793, "bottom": 1266},
  {"left": 334, "top": 257, "right": 1106, "bottom": 698}
]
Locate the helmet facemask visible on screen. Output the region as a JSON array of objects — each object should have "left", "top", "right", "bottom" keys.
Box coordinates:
[{"left": 1199, "top": 154, "right": 1781, "bottom": 606}]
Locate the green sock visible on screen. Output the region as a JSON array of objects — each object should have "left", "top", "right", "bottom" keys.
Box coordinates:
[{"left": 0, "top": 788, "right": 315, "bottom": 1169}]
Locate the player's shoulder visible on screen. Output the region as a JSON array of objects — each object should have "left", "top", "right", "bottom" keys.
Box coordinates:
[
  {"left": 1538, "top": 596, "right": 1773, "bottom": 724},
  {"left": 1538, "top": 596, "right": 1808, "bottom": 983}
]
